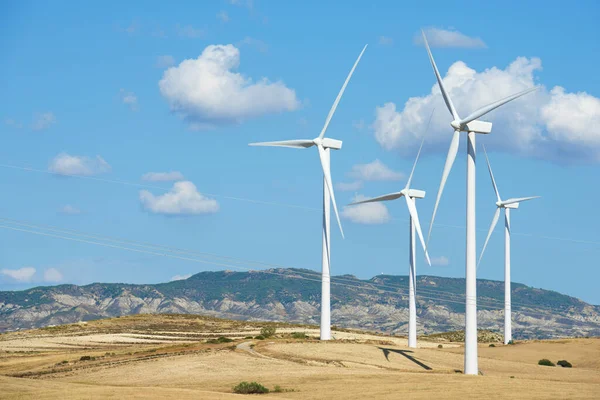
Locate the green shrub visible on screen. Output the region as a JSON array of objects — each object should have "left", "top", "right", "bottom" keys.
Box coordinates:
[
  {"left": 244, "top": 336, "right": 253, "bottom": 339},
  {"left": 260, "top": 326, "right": 276, "bottom": 338},
  {"left": 437, "top": 344, "right": 443, "bottom": 349},
  {"left": 291, "top": 332, "right": 308, "bottom": 339},
  {"left": 273, "top": 385, "right": 283, "bottom": 393},
  {"left": 489, "top": 344, "right": 496, "bottom": 347},
  {"left": 557, "top": 360, "right": 572, "bottom": 368},
  {"left": 255, "top": 335, "right": 265, "bottom": 340},
  {"left": 79, "top": 355, "right": 92, "bottom": 361},
  {"left": 207, "top": 336, "right": 233, "bottom": 344},
  {"left": 538, "top": 359, "right": 555, "bottom": 366},
  {"left": 61, "top": 360, "right": 69, "bottom": 364},
  {"left": 233, "top": 381, "right": 269, "bottom": 394},
  {"left": 507, "top": 340, "right": 515, "bottom": 345}
]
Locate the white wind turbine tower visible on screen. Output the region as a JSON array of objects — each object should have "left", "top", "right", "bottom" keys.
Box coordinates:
[
  {"left": 347, "top": 118, "right": 434, "bottom": 349},
  {"left": 249, "top": 45, "right": 367, "bottom": 341},
  {"left": 478, "top": 145, "right": 539, "bottom": 345},
  {"left": 421, "top": 30, "right": 537, "bottom": 375}
]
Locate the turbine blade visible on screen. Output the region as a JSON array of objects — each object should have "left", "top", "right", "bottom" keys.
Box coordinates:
[
  {"left": 317, "top": 144, "right": 344, "bottom": 238},
  {"left": 406, "top": 108, "right": 436, "bottom": 189},
  {"left": 482, "top": 144, "right": 501, "bottom": 202},
  {"left": 459, "top": 87, "right": 538, "bottom": 125},
  {"left": 426, "top": 130, "right": 460, "bottom": 247},
  {"left": 348, "top": 192, "right": 403, "bottom": 206},
  {"left": 501, "top": 196, "right": 540, "bottom": 206},
  {"left": 478, "top": 207, "right": 501, "bottom": 268},
  {"left": 248, "top": 139, "right": 315, "bottom": 149},
  {"left": 421, "top": 30, "right": 459, "bottom": 121},
  {"left": 405, "top": 195, "right": 431, "bottom": 266},
  {"left": 318, "top": 45, "right": 368, "bottom": 139}
]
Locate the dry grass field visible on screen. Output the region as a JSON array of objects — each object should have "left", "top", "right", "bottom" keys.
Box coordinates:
[{"left": 0, "top": 314, "right": 598, "bottom": 399}]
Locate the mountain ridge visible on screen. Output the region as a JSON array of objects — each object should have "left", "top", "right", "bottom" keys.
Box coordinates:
[{"left": 1, "top": 268, "right": 598, "bottom": 338}]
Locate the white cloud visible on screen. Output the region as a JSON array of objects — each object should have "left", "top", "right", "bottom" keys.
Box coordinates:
[
  {"left": 335, "top": 181, "right": 363, "bottom": 192},
  {"left": 170, "top": 274, "right": 192, "bottom": 281},
  {"left": 229, "top": 0, "right": 253, "bottom": 9},
  {"left": 352, "top": 119, "right": 366, "bottom": 131},
  {"left": 32, "top": 112, "right": 56, "bottom": 131},
  {"left": 44, "top": 268, "right": 63, "bottom": 282},
  {"left": 5, "top": 118, "right": 22, "bottom": 129},
  {"left": 372, "top": 57, "right": 600, "bottom": 162},
  {"left": 414, "top": 28, "right": 486, "bottom": 48},
  {"left": 140, "top": 181, "right": 219, "bottom": 215},
  {"left": 238, "top": 36, "right": 268, "bottom": 53},
  {"left": 156, "top": 55, "right": 175, "bottom": 68},
  {"left": 341, "top": 194, "right": 391, "bottom": 225},
  {"left": 60, "top": 205, "right": 82, "bottom": 215},
  {"left": 378, "top": 36, "right": 393, "bottom": 46},
  {"left": 120, "top": 89, "right": 138, "bottom": 111},
  {"left": 158, "top": 44, "right": 299, "bottom": 128},
  {"left": 217, "top": 11, "right": 230, "bottom": 22},
  {"left": 349, "top": 159, "right": 405, "bottom": 181},
  {"left": 49, "top": 153, "right": 111, "bottom": 176},
  {"left": 431, "top": 256, "right": 449, "bottom": 266},
  {"left": 176, "top": 24, "right": 205, "bottom": 39},
  {"left": 1, "top": 267, "right": 36, "bottom": 282},
  {"left": 142, "top": 171, "right": 185, "bottom": 182}
]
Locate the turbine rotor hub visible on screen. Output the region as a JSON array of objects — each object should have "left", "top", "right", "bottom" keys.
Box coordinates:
[{"left": 451, "top": 120, "right": 461, "bottom": 130}]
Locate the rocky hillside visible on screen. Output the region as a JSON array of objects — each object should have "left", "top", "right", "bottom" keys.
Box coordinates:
[{"left": 1, "top": 268, "right": 598, "bottom": 339}]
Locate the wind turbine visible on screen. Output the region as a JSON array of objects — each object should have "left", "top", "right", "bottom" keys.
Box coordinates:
[
  {"left": 347, "top": 114, "right": 434, "bottom": 349},
  {"left": 421, "top": 30, "right": 537, "bottom": 375},
  {"left": 249, "top": 45, "right": 367, "bottom": 341},
  {"left": 478, "top": 145, "right": 539, "bottom": 345}
]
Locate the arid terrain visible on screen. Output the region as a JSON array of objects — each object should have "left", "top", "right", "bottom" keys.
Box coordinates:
[{"left": 1, "top": 314, "right": 598, "bottom": 399}]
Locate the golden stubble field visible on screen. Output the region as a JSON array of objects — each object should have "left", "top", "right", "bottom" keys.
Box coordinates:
[{"left": 0, "top": 314, "right": 598, "bottom": 399}]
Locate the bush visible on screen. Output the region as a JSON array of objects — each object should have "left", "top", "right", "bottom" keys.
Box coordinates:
[
  {"left": 557, "top": 360, "right": 572, "bottom": 368},
  {"left": 437, "top": 344, "right": 443, "bottom": 349},
  {"left": 291, "top": 332, "right": 308, "bottom": 339},
  {"left": 79, "top": 355, "right": 92, "bottom": 361},
  {"left": 538, "top": 359, "right": 555, "bottom": 367},
  {"left": 207, "top": 336, "right": 233, "bottom": 344},
  {"left": 233, "top": 381, "right": 269, "bottom": 394},
  {"left": 273, "top": 385, "right": 283, "bottom": 393},
  {"left": 255, "top": 335, "right": 265, "bottom": 340},
  {"left": 244, "top": 336, "right": 253, "bottom": 339},
  {"left": 261, "top": 326, "right": 276, "bottom": 338},
  {"left": 489, "top": 344, "right": 496, "bottom": 347},
  {"left": 507, "top": 340, "right": 515, "bottom": 345}
]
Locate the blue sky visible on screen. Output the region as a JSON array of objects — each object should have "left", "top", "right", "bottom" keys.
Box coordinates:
[{"left": 1, "top": 0, "right": 599, "bottom": 305}]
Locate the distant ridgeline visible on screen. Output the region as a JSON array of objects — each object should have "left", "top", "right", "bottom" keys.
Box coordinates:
[{"left": 1, "top": 268, "right": 598, "bottom": 339}]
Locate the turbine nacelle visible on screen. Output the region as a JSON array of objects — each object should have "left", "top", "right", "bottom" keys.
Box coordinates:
[
  {"left": 496, "top": 200, "right": 519, "bottom": 209},
  {"left": 315, "top": 137, "right": 343, "bottom": 150},
  {"left": 405, "top": 188, "right": 426, "bottom": 199}
]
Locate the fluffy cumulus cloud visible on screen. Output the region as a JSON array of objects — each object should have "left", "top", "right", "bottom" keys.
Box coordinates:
[
  {"left": 120, "top": 89, "right": 138, "bottom": 111},
  {"left": 335, "top": 180, "right": 363, "bottom": 192},
  {"left": 140, "top": 181, "right": 219, "bottom": 215},
  {"left": 141, "top": 171, "right": 185, "bottom": 182},
  {"left": 43, "top": 268, "right": 63, "bottom": 282},
  {"left": 431, "top": 256, "right": 450, "bottom": 266},
  {"left": 372, "top": 57, "right": 600, "bottom": 163},
  {"left": 1, "top": 267, "right": 36, "bottom": 282},
  {"left": 49, "top": 153, "right": 111, "bottom": 176},
  {"left": 32, "top": 112, "right": 56, "bottom": 131},
  {"left": 349, "top": 159, "right": 405, "bottom": 181},
  {"left": 156, "top": 55, "right": 175, "bottom": 68},
  {"left": 414, "top": 28, "right": 486, "bottom": 48},
  {"left": 341, "top": 194, "right": 391, "bottom": 225},
  {"left": 60, "top": 204, "right": 82, "bottom": 215},
  {"left": 159, "top": 44, "right": 299, "bottom": 128}
]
